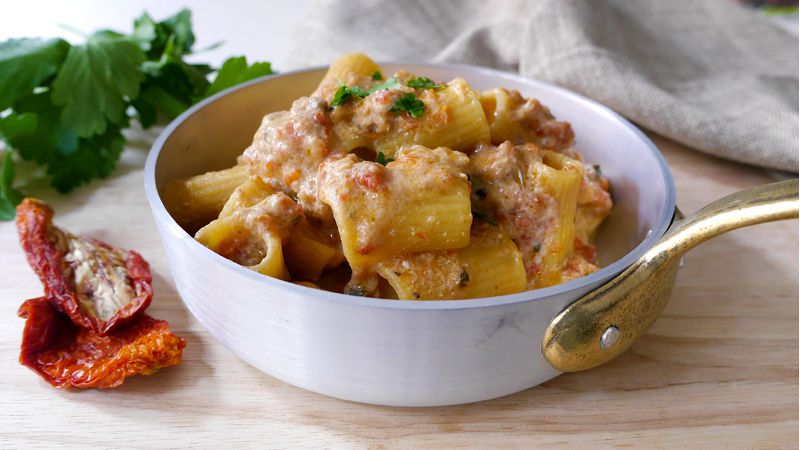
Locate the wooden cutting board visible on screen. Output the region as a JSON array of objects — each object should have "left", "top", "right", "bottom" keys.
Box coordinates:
[{"left": 0, "top": 130, "right": 796, "bottom": 448}]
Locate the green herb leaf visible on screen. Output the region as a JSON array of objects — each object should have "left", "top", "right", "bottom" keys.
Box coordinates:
[
  {"left": 9, "top": 92, "right": 120, "bottom": 193},
  {"left": 51, "top": 31, "right": 145, "bottom": 137},
  {"left": 330, "top": 84, "right": 369, "bottom": 108},
  {"left": 134, "top": 86, "right": 188, "bottom": 127},
  {"left": 467, "top": 174, "right": 484, "bottom": 186},
  {"left": 371, "top": 70, "right": 383, "bottom": 80},
  {"left": 0, "top": 38, "right": 70, "bottom": 110},
  {"left": 0, "top": 151, "right": 22, "bottom": 220},
  {"left": 0, "top": 112, "right": 37, "bottom": 141},
  {"left": 407, "top": 76, "right": 445, "bottom": 90},
  {"left": 458, "top": 269, "right": 470, "bottom": 287},
  {"left": 533, "top": 243, "right": 541, "bottom": 252},
  {"left": 10, "top": 92, "right": 78, "bottom": 166},
  {"left": 0, "top": 8, "right": 275, "bottom": 219},
  {"left": 202, "top": 56, "right": 273, "bottom": 99},
  {"left": 133, "top": 8, "right": 213, "bottom": 121},
  {"left": 133, "top": 8, "right": 195, "bottom": 58},
  {"left": 47, "top": 125, "right": 126, "bottom": 193},
  {"left": 472, "top": 209, "right": 497, "bottom": 225},
  {"left": 131, "top": 12, "right": 159, "bottom": 53},
  {"left": 376, "top": 152, "right": 394, "bottom": 166},
  {"left": 368, "top": 77, "right": 401, "bottom": 94},
  {"left": 345, "top": 285, "right": 368, "bottom": 296},
  {"left": 390, "top": 93, "right": 425, "bottom": 118}
]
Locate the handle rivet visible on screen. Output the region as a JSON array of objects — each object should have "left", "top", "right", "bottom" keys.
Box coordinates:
[{"left": 600, "top": 326, "right": 620, "bottom": 350}]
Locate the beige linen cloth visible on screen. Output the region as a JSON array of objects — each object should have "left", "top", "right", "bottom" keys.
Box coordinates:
[{"left": 286, "top": 0, "right": 799, "bottom": 172}]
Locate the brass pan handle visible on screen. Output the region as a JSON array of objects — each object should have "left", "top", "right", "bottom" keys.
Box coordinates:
[{"left": 542, "top": 179, "right": 799, "bottom": 372}]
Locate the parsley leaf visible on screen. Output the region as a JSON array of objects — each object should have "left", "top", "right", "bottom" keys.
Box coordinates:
[
  {"left": 330, "top": 84, "right": 369, "bottom": 108},
  {"left": 0, "top": 38, "right": 70, "bottom": 110},
  {"left": 9, "top": 92, "right": 78, "bottom": 167},
  {"left": 407, "top": 76, "right": 445, "bottom": 90},
  {"left": 132, "top": 9, "right": 197, "bottom": 58},
  {"left": 47, "top": 125, "right": 126, "bottom": 192},
  {"left": 368, "top": 77, "right": 401, "bottom": 94},
  {"left": 7, "top": 92, "right": 120, "bottom": 193},
  {"left": 202, "top": 56, "right": 273, "bottom": 98},
  {"left": 467, "top": 174, "right": 484, "bottom": 186},
  {"left": 390, "top": 93, "right": 425, "bottom": 118},
  {"left": 51, "top": 31, "right": 145, "bottom": 137},
  {"left": 376, "top": 152, "right": 394, "bottom": 166},
  {"left": 0, "top": 151, "right": 22, "bottom": 220},
  {"left": 0, "top": 8, "right": 275, "bottom": 218},
  {"left": 132, "top": 10, "right": 214, "bottom": 127},
  {"left": 372, "top": 71, "right": 383, "bottom": 80},
  {"left": 472, "top": 209, "right": 497, "bottom": 225},
  {"left": 0, "top": 112, "right": 37, "bottom": 141},
  {"left": 458, "top": 269, "right": 470, "bottom": 287}
]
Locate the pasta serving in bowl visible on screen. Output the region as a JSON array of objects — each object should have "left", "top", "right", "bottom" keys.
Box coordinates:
[
  {"left": 145, "top": 54, "right": 676, "bottom": 406},
  {"left": 161, "top": 54, "right": 613, "bottom": 300}
]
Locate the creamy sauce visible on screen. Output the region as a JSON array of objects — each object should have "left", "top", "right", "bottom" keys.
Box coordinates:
[
  {"left": 241, "top": 71, "right": 462, "bottom": 227},
  {"left": 482, "top": 88, "right": 575, "bottom": 151},
  {"left": 318, "top": 146, "right": 470, "bottom": 294},
  {"left": 241, "top": 100, "right": 336, "bottom": 225},
  {"left": 210, "top": 193, "right": 303, "bottom": 266},
  {"left": 469, "top": 142, "right": 558, "bottom": 284}
]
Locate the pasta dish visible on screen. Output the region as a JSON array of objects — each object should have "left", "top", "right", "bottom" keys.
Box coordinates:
[{"left": 162, "top": 53, "right": 612, "bottom": 300}]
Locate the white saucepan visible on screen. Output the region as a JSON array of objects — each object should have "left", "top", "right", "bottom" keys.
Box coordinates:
[{"left": 144, "top": 63, "right": 796, "bottom": 406}]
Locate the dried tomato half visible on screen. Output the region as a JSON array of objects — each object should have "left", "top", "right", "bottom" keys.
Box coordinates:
[
  {"left": 18, "top": 297, "right": 186, "bottom": 389},
  {"left": 16, "top": 198, "right": 153, "bottom": 335}
]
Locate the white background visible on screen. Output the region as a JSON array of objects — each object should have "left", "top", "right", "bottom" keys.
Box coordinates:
[{"left": 2, "top": 0, "right": 313, "bottom": 69}]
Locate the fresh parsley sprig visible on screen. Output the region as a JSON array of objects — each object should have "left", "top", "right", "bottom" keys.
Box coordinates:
[
  {"left": 471, "top": 209, "right": 497, "bottom": 225},
  {"left": 0, "top": 151, "right": 22, "bottom": 220},
  {"left": 407, "top": 76, "right": 445, "bottom": 90},
  {"left": 0, "top": 8, "right": 274, "bottom": 220},
  {"left": 368, "top": 77, "right": 401, "bottom": 94},
  {"left": 330, "top": 84, "right": 369, "bottom": 108},
  {"left": 329, "top": 77, "right": 402, "bottom": 109},
  {"left": 375, "top": 152, "right": 394, "bottom": 166},
  {"left": 390, "top": 93, "right": 425, "bottom": 118}
]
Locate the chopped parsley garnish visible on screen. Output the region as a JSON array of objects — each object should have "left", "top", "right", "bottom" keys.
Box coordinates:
[
  {"left": 471, "top": 209, "right": 496, "bottom": 225},
  {"left": 390, "top": 93, "right": 425, "bottom": 118},
  {"left": 330, "top": 84, "right": 369, "bottom": 108},
  {"left": 592, "top": 163, "right": 602, "bottom": 175},
  {"left": 467, "top": 174, "right": 484, "bottom": 186},
  {"left": 458, "top": 269, "right": 470, "bottom": 287},
  {"left": 371, "top": 70, "right": 383, "bottom": 80},
  {"left": 533, "top": 243, "right": 542, "bottom": 252},
  {"left": 345, "top": 285, "right": 368, "bottom": 296},
  {"left": 376, "top": 151, "right": 394, "bottom": 166},
  {"left": 368, "top": 76, "right": 401, "bottom": 93},
  {"left": 407, "top": 76, "right": 445, "bottom": 90}
]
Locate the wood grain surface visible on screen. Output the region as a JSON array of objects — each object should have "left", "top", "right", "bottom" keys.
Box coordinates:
[{"left": 0, "top": 129, "right": 797, "bottom": 449}]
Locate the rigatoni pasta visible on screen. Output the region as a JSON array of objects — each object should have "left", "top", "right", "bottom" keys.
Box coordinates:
[
  {"left": 161, "top": 164, "right": 248, "bottom": 233},
  {"left": 377, "top": 224, "right": 526, "bottom": 299},
  {"left": 316, "top": 146, "right": 472, "bottom": 287},
  {"left": 166, "top": 53, "right": 613, "bottom": 300}
]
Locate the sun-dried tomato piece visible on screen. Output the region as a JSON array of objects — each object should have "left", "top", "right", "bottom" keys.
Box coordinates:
[
  {"left": 16, "top": 198, "right": 153, "bottom": 335},
  {"left": 18, "top": 297, "right": 186, "bottom": 389}
]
